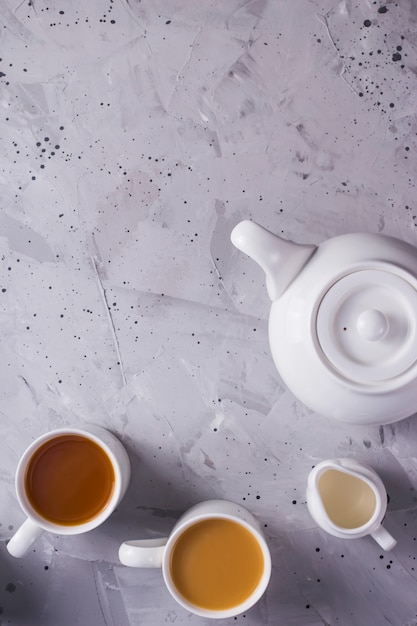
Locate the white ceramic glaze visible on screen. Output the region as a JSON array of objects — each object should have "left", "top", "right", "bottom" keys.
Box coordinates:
[
  {"left": 7, "top": 425, "right": 131, "bottom": 558},
  {"left": 118, "top": 499, "right": 271, "bottom": 619},
  {"left": 231, "top": 220, "right": 417, "bottom": 425},
  {"left": 306, "top": 458, "right": 396, "bottom": 551}
]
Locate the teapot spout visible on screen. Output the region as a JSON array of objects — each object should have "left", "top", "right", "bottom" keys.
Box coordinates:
[{"left": 231, "top": 220, "right": 316, "bottom": 301}]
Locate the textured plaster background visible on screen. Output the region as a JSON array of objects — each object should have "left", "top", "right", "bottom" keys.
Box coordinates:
[{"left": 1, "top": 0, "right": 417, "bottom": 624}]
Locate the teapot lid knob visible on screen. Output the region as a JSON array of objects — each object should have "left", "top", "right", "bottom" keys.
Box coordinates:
[
  {"left": 316, "top": 268, "right": 417, "bottom": 384},
  {"left": 356, "top": 309, "right": 389, "bottom": 342}
]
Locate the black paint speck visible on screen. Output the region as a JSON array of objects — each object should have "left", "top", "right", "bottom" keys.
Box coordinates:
[
  {"left": 363, "top": 19, "right": 372, "bottom": 27},
  {"left": 5, "top": 583, "right": 16, "bottom": 593},
  {"left": 392, "top": 52, "right": 402, "bottom": 62},
  {"left": 378, "top": 6, "right": 388, "bottom": 13}
]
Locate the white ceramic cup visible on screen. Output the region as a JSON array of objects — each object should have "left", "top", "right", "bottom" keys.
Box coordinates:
[
  {"left": 118, "top": 499, "right": 272, "bottom": 619},
  {"left": 7, "top": 425, "right": 131, "bottom": 558},
  {"left": 306, "top": 458, "right": 396, "bottom": 551}
]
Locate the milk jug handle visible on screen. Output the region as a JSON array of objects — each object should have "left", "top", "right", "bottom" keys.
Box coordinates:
[
  {"left": 7, "top": 518, "right": 44, "bottom": 558},
  {"left": 118, "top": 538, "right": 168, "bottom": 568},
  {"left": 371, "top": 525, "right": 397, "bottom": 551}
]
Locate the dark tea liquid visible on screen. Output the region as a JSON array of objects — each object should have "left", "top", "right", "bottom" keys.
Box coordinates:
[{"left": 25, "top": 434, "right": 115, "bottom": 525}]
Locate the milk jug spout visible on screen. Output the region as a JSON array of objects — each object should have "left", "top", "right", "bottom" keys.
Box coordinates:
[{"left": 231, "top": 220, "right": 316, "bottom": 301}]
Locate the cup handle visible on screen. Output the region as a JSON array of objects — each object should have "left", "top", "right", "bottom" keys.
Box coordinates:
[
  {"left": 371, "top": 525, "right": 397, "bottom": 551},
  {"left": 118, "top": 538, "right": 168, "bottom": 568},
  {"left": 7, "top": 518, "right": 44, "bottom": 558}
]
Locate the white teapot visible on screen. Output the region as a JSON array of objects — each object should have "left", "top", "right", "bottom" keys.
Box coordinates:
[{"left": 231, "top": 220, "right": 417, "bottom": 425}]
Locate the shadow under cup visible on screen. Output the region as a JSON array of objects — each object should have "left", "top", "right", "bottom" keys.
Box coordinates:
[{"left": 163, "top": 516, "right": 271, "bottom": 618}]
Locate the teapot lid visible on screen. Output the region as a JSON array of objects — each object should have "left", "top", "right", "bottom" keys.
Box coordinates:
[{"left": 316, "top": 268, "right": 417, "bottom": 384}]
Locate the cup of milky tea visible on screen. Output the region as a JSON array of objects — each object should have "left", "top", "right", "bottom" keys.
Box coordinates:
[
  {"left": 7, "top": 426, "right": 131, "bottom": 558},
  {"left": 118, "top": 499, "right": 271, "bottom": 619}
]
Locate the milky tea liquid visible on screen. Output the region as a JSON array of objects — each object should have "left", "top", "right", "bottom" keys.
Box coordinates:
[{"left": 169, "top": 518, "right": 264, "bottom": 611}]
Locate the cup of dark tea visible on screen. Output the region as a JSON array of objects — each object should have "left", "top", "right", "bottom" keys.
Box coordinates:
[{"left": 7, "top": 425, "right": 131, "bottom": 558}]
